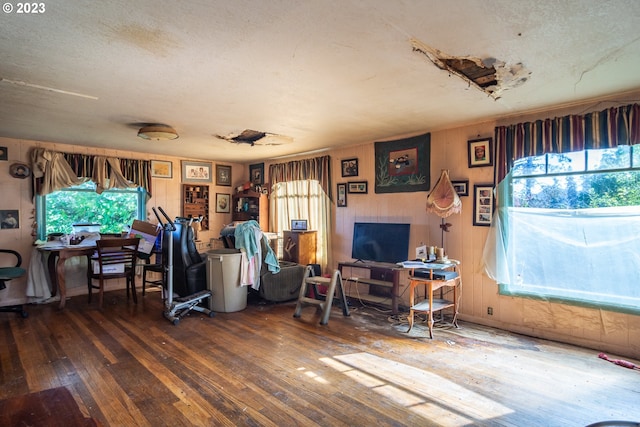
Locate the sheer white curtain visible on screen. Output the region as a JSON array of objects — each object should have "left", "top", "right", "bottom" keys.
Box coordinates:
[
  {"left": 270, "top": 180, "right": 332, "bottom": 272},
  {"left": 482, "top": 173, "right": 640, "bottom": 312}
]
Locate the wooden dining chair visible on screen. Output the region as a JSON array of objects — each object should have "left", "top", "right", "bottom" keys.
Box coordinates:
[{"left": 88, "top": 237, "right": 140, "bottom": 309}]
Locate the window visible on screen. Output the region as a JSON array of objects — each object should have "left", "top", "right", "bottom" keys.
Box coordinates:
[
  {"left": 497, "top": 145, "right": 640, "bottom": 313},
  {"left": 37, "top": 182, "right": 146, "bottom": 239}
]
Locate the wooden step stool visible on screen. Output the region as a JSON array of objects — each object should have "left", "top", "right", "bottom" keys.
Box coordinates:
[{"left": 293, "top": 266, "right": 350, "bottom": 325}]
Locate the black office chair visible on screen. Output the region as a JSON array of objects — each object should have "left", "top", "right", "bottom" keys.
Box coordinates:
[
  {"left": 0, "top": 249, "right": 28, "bottom": 318},
  {"left": 165, "top": 219, "right": 207, "bottom": 297}
]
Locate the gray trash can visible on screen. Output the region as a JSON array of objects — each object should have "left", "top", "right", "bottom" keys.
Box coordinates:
[{"left": 206, "top": 249, "right": 247, "bottom": 312}]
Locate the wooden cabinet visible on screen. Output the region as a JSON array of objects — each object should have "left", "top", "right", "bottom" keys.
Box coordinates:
[
  {"left": 182, "top": 184, "right": 209, "bottom": 230},
  {"left": 283, "top": 231, "right": 316, "bottom": 265},
  {"left": 338, "top": 262, "right": 402, "bottom": 314},
  {"left": 232, "top": 190, "right": 268, "bottom": 231}
]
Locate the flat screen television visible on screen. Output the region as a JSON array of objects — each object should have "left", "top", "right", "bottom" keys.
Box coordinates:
[{"left": 351, "top": 222, "right": 410, "bottom": 264}]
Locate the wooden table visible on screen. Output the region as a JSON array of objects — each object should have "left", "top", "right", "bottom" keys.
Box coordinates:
[
  {"left": 40, "top": 243, "right": 96, "bottom": 309},
  {"left": 406, "top": 263, "right": 461, "bottom": 339}
]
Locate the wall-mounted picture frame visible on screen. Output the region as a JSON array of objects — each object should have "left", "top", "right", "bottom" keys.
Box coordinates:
[
  {"left": 341, "top": 158, "right": 358, "bottom": 177},
  {"left": 9, "top": 163, "right": 31, "bottom": 179},
  {"left": 468, "top": 137, "right": 493, "bottom": 168},
  {"left": 151, "top": 160, "right": 173, "bottom": 178},
  {"left": 216, "top": 164, "right": 232, "bottom": 186},
  {"left": 0, "top": 146, "right": 7, "bottom": 161},
  {"left": 0, "top": 210, "right": 19, "bottom": 229},
  {"left": 249, "top": 163, "right": 264, "bottom": 185},
  {"left": 452, "top": 179, "right": 469, "bottom": 196},
  {"left": 473, "top": 184, "right": 494, "bottom": 226},
  {"left": 215, "top": 193, "right": 231, "bottom": 213},
  {"left": 337, "top": 183, "right": 347, "bottom": 207},
  {"left": 348, "top": 181, "right": 368, "bottom": 194},
  {"left": 375, "top": 133, "right": 430, "bottom": 193},
  {"left": 182, "top": 161, "right": 212, "bottom": 182}
]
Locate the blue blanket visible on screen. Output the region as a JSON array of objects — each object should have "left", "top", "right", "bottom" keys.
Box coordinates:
[{"left": 234, "top": 220, "right": 280, "bottom": 274}]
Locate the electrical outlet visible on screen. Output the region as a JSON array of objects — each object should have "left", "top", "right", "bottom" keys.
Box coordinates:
[{"left": 487, "top": 307, "right": 493, "bottom": 315}]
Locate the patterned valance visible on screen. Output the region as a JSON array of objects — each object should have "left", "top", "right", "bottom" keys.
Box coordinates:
[
  {"left": 495, "top": 103, "right": 640, "bottom": 183},
  {"left": 268, "top": 155, "right": 332, "bottom": 197},
  {"left": 31, "top": 148, "right": 152, "bottom": 197}
]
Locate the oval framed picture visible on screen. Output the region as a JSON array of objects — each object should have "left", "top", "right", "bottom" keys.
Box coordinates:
[{"left": 9, "top": 162, "right": 31, "bottom": 179}]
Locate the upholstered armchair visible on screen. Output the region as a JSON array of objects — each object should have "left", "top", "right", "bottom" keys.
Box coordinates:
[{"left": 259, "top": 260, "right": 306, "bottom": 302}]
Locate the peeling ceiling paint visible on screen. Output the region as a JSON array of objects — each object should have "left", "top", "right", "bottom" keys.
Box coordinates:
[
  {"left": 410, "top": 38, "right": 531, "bottom": 100},
  {"left": 215, "top": 129, "right": 294, "bottom": 146}
]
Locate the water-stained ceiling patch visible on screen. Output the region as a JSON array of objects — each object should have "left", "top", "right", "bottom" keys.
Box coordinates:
[{"left": 410, "top": 38, "right": 531, "bottom": 100}]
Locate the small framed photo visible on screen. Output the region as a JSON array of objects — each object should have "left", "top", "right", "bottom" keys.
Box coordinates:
[
  {"left": 151, "top": 160, "right": 172, "bottom": 178},
  {"left": 216, "top": 164, "right": 232, "bottom": 186},
  {"left": 216, "top": 193, "right": 231, "bottom": 213},
  {"left": 182, "top": 161, "right": 212, "bottom": 182},
  {"left": 347, "top": 181, "right": 368, "bottom": 194},
  {"left": 249, "top": 163, "right": 264, "bottom": 185},
  {"left": 337, "top": 183, "right": 347, "bottom": 207},
  {"left": 0, "top": 210, "right": 19, "bottom": 229},
  {"left": 341, "top": 158, "right": 358, "bottom": 177},
  {"left": 468, "top": 137, "right": 493, "bottom": 168},
  {"left": 473, "top": 184, "right": 494, "bottom": 226},
  {"left": 0, "top": 146, "right": 7, "bottom": 161},
  {"left": 452, "top": 180, "right": 469, "bottom": 196}
]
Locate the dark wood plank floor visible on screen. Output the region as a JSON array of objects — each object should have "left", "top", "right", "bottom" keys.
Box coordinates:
[{"left": 1, "top": 289, "right": 639, "bottom": 427}]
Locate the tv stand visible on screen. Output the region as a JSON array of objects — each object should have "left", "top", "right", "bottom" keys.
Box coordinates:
[{"left": 338, "top": 261, "right": 402, "bottom": 314}]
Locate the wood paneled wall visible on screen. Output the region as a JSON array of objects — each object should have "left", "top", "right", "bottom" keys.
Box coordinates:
[{"left": 2, "top": 91, "right": 639, "bottom": 359}]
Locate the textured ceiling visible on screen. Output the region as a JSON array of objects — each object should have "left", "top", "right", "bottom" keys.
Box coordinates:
[{"left": 1, "top": 0, "right": 639, "bottom": 163}]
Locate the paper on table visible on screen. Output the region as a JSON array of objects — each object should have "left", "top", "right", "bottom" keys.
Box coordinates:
[{"left": 398, "top": 260, "right": 452, "bottom": 270}]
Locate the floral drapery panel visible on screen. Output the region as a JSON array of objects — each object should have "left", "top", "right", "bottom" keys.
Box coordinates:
[
  {"left": 31, "top": 148, "right": 152, "bottom": 197},
  {"left": 495, "top": 103, "right": 640, "bottom": 184}
]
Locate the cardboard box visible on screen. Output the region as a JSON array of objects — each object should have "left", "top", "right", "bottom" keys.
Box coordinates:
[
  {"left": 92, "top": 260, "right": 125, "bottom": 274},
  {"left": 127, "top": 220, "right": 161, "bottom": 254}
]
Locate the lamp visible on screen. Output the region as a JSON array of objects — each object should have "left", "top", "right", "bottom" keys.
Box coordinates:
[
  {"left": 137, "top": 124, "right": 179, "bottom": 140},
  {"left": 425, "top": 169, "right": 462, "bottom": 251}
]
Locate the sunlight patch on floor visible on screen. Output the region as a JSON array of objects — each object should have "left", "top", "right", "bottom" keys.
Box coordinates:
[{"left": 320, "top": 352, "right": 513, "bottom": 425}]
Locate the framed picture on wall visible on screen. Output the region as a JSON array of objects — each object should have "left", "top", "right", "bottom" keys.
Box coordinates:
[
  {"left": 337, "top": 183, "right": 347, "bottom": 207},
  {"left": 347, "top": 181, "right": 368, "bottom": 194},
  {"left": 215, "top": 193, "right": 231, "bottom": 213},
  {"left": 249, "top": 163, "right": 264, "bottom": 185},
  {"left": 182, "top": 161, "right": 212, "bottom": 182},
  {"left": 151, "top": 160, "right": 172, "bottom": 178},
  {"left": 468, "top": 137, "right": 493, "bottom": 168},
  {"left": 374, "top": 133, "right": 430, "bottom": 193},
  {"left": 452, "top": 179, "right": 469, "bottom": 196},
  {"left": 0, "top": 210, "right": 19, "bottom": 229},
  {"left": 341, "top": 158, "right": 358, "bottom": 177},
  {"left": 473, "top": 184, "right": 494, "bottom": 226},
  {"left": 216, "top": 164, "right": 232, "bottom": 186}
]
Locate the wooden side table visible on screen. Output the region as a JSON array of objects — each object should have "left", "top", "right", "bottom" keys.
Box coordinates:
[
  {"left": 407, "top": 267, "right": 461, "bottom": 339},
  {"left": 282, "top": 230, "right": 316, "bottom": 265}
]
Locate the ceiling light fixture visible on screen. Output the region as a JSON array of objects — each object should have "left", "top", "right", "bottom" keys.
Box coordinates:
[{"left": 137, "top": 124, "right": 179, "bottom": 140}]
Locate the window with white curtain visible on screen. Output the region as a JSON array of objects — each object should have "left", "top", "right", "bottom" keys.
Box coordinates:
[
  {"left": 270, "top": 179, "right": 331, "bottom": 271},
  {"left": 492, "top": 145, "right": 640, "bottom": 313}
]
